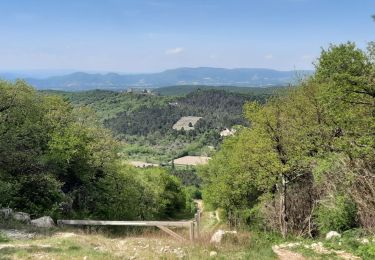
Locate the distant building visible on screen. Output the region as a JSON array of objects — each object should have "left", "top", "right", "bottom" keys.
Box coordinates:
[
  {"left": 142, "top": 89, "right": 153, "bottom": 95},
  {"left": 168, "top": 102, "right": 179, "bottom": 107},
  {"left": 220, "top": 128, "right": 236, "bottom": 137}
]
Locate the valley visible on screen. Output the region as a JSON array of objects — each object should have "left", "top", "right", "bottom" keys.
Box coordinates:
[{"left": 47, "top": 87, "right": 278, "bottom": 165}]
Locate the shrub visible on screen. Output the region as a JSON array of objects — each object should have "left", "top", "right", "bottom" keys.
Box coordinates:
[
  {"left": 315, "top": 194, "right": 357, "bottom": 234},
  {"left": 0, "top": 179, "right": 18, "bottom": 208},
  {"left": 357, "top": 244, "right": 375, "bottom": 260},
  {"left": 12, "top": 173, "right": 64, "bottom": 218}
]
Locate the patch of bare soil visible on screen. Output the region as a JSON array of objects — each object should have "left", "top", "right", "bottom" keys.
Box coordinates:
[
  {"left": 53, "top": 232, "right": 78, "bottom": 238},
  {"left": 272, "top": 245, "right": 306, "bottom": 260},
  {"left": 274, "top": 242, "right": 361, "bottom": 260}
]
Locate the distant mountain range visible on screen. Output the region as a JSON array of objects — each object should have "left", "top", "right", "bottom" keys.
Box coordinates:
[{"left": 0, "top": 67, "right": 313, "bottom": 91}]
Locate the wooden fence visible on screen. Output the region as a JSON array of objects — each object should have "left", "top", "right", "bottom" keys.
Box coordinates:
[{"left": 57, "top": 210, "right": 201, "bottom": 241}]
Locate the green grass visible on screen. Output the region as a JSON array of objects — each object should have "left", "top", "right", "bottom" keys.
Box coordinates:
[
  {"left": 0, "top": 232, "right": 9, "bottom": 243},
  {"left": 242, "top": 232, "right": 280, "bottom": 260},
  {"left": 323, "top": 229, "right": 375, "bottom": 260}
]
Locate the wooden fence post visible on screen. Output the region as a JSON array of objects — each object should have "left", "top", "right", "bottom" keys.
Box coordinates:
[
  {"left": 194, "top": 212, "right": 200, "bottom": 239},
  {"left": 189, "top": 221, "right": 194, "bottom": 241}
]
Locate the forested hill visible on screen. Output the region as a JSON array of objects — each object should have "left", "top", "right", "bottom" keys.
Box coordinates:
[
  {"left": 154, "top": 85, "right": 286, "bottom": 96},
  {"left": 47, "top": 88, "right": 275, "bottom": 132},
  {"left": 46, "top": 88, "right": 275, "bottom": 162},
  {"left": 17, "top": 67, "right": 312, "bottom": 90}
]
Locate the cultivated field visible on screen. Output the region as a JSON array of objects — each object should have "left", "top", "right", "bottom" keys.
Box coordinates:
[
  {"left": 172, "top": 156, "right": 211, "bottom": 166},
  {"left": 172, "top": 116, "right": 202, "bottom": 131}
]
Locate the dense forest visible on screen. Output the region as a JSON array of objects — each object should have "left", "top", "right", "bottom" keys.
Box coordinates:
[
  {"left": 48, "top": 88, "right": 276, "bottom": 162},
  {"left": 154, "top": 85, "right": 286, "bottom": 96},
  {"left": 200, "top": 42, "right": 375, "bottom": 237}
]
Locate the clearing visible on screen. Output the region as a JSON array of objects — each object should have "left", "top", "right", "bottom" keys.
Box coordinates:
[
  {"left": 172, "top": 116, "right": 202, "bottom": 131},
  {"left": 172, "top": 156, "right": 211, "bottom": 166}
]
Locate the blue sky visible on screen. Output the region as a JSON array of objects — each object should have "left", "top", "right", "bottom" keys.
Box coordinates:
[{"left": 0, "top": 0, "right": 374, "bottom": 73}]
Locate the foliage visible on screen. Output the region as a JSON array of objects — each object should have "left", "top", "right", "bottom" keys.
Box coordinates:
[
  {"left": 0, "top": 80, "right": 188, "bottom": 220},
  {"left": 315, "top": 194, "right": 357, "bottom": 234},
  {"left": 200, "top": 42, "right": 375, "bottom": 236},
  {"left": 323, "top": 229, "right": 375, "bottom": 260},
  {"left": 154, "top": 84, "right": 283, "bottom": 97},
  {"left": 49, "top": 88, "right": 272, "bottom": 162},
  {"left": 170, "top": 168, "right": 201, "bottom": 187}
]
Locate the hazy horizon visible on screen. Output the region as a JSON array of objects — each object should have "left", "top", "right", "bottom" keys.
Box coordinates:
[{"left": 0, "top": 66, "right": 314, "bottom": 78}]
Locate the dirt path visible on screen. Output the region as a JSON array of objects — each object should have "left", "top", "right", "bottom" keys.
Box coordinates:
[
  {"left": 273, "top": 242, "right": 362, "bottom": 260},
  {"left": 272, "top": 246, "right": 306, "bottom": 260}
]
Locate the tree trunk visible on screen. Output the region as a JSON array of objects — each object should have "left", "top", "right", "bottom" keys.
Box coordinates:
[{"left": 280, "top": 174, "right": 288, "bottom": 238}]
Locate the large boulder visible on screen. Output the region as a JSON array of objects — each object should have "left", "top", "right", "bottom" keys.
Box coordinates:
[
  {"left": 0, "top": 208, "right": 13, "bottom": 219},
  {"left": 31, "top": 216, "right": 55, "bottom": 228},
  {"left": 12, "top": 212, "right": 31, "bottom": 224},
  {"left": 326, "top": 231, "right": 341, "bottom": 240},
  {"left": 210, "top": 229, "right": 237, "bottom": 243}
]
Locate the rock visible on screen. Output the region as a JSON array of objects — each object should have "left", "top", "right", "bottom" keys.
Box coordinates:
[
  {"left": 326, "top": 231, "right": 341, "bottom": 240},
  {"left": 31, "top": 216, "right": 55, "bottom": 228},
  {"left": 286, "top": 242, "right": 301, "bottom": 248},
  {"left": 210, "top": 229, "right": 238, "bottom": 243},
  {"left": 0, "top": 208, "right": 13, "bottom": 219},
  {"left": 12, "top": 212, "right": 31, "bottom": 224},
  {"left": 209, "top": 251, "right": 218, "bottom": 257}
]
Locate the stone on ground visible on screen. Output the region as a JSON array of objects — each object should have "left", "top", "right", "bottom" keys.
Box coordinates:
[
  {"left": 0, "top": 208, "right": 13, "bottom": 219},
  {"left": 325, "top": 231, "right": 341, "bottom": 240},
  {"left": 12, "top": 212, "right": 31, "bottom": 223},
  {"left": 31, "top": 216, "right": 55, "bottom": 228},
  {"left": 210, "top": 229, "right": 237, "bottom": 243}
]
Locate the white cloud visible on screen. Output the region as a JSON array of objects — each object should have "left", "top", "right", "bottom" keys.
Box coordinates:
[
  {"left": 165, "top": 47, "right": 185, "bottom": 55},
  {"left": 264, "top": 54, "right": 273, "bottom": 60}
]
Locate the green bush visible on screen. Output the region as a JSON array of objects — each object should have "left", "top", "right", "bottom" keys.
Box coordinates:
[
  {"left": 357, "top": 244, "right": 375, "bottom": 260},
  {"left": 315, "top": 194, "right": 357, "bottom": 234},
  {"left": 12, "top": 174, "right": 64, "bottom": 218},
  {"left": 0, "top": 179, "right": 18, "bottom": 208}
]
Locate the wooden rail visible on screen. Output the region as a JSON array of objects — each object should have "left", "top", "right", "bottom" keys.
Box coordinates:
[{"left": 57, "top": 218, "right": 199, "bottom": 241}]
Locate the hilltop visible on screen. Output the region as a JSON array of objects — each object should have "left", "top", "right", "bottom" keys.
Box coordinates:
[{"left": 1, "top": 67, "right": 312, "bottom": 91}]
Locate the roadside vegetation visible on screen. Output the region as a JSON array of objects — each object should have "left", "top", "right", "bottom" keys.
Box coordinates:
[
  {"left": 1, "top": 42, "right": 375, "bottom": 259},
  {"left": 199, "top": 42, "right": 375, "bottom": 257},
  {"left": 0, "top": 81, "right": 191, "bottom": 220}
]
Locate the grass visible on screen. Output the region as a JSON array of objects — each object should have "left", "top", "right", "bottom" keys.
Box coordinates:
[
  {"left": 0, "top": 229, "right": 278, "bottom": 259},
  {"left": 0, "top": 232, "right": 9, "bottom": 243},
  {"left": 242, "top": 232, "right": 280, "bottom": 260},
  {"left": 3, "top": 209, "right": 374, "bottom": 259},
  {"left": 322, "top": 229, "right": 375, "bottom": 260},
  {"left": 0, "top": 211, "right": 280, "bottom": 260}
]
